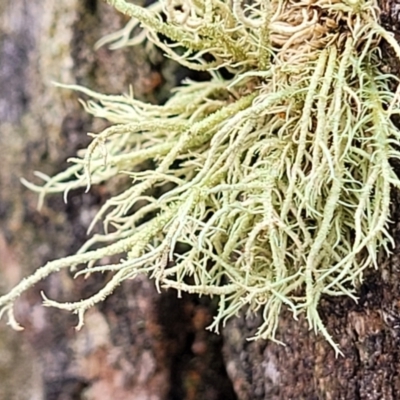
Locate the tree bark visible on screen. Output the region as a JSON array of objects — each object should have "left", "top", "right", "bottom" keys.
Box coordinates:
[
  {"left": 222, "top": 3, "right": 400, "bottom": 399},
  {"left": 1, "top": 1, "right": 400, "bottom": 400},
  {"left": 0, "top": 1, "right": 235, "bottom": 399}
]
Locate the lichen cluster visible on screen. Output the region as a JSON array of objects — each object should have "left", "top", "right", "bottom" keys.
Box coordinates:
[{"left": 2, "top": 0, "right": 400, "bottom": 354}]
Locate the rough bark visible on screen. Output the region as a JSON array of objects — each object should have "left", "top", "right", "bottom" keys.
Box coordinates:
[
  {"left": 0, "top": 1, "right": 234, "bottom": 399},
  {"left": 2, "top": 1, "right": 400, "bottom": 400},
  {"left": 222, "top": 3, "right": 400, "bottom": 399}
]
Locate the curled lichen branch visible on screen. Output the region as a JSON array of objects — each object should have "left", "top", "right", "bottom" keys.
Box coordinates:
[{"left": 2, "top": 0, "right": 400, "bottom": 357}]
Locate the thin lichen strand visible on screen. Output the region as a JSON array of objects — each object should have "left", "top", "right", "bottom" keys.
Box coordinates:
[{"left": 2, "top": 0, "right": 400, "bottom": 355}]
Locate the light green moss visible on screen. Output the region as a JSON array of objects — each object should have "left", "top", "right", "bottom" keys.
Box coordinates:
[{"left": 2, "top": 0, "right": 400, "bottom": 355}]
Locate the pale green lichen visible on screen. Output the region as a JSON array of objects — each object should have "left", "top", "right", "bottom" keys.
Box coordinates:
[{"left": 2, "top": 0, "right": 400, "bottom": 355}]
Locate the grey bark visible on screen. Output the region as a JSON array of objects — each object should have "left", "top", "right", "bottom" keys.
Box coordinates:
[
  {"left": 2, "top": 1, "right": 400, "bottom": 400},
  {"left": 0, "top": 1, "right": 234, "bottom": 399}
]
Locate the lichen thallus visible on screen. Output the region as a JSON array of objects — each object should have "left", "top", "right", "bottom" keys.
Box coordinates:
[{"left": 2, "top": 0, "right": 400, "bottom": 356}]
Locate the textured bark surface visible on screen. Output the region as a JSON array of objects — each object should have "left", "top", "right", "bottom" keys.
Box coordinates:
[
  {"left": 221, "top": 3, "right": 400, "bottom": 399},
  {"left": 223, "top": 247, "right": 400, "bottom": 400},
  {"left": 0, "top": 1, "right": 235, "bottom": 399},
  {"left": 2, "top": 1, "right": 400, "bottom": 400}
]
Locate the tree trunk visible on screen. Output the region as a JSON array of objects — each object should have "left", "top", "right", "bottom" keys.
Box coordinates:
[
  {"left": 0, "top": 1, "right": 235, "bottom": 399},
  {"left": 222, "top": 3, "right": 400, "bottom": 399},
  {"left": 1, "top": 1, "right": 400, "bottom": 399}
]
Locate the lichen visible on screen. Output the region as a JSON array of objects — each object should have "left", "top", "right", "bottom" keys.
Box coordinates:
[{"left": 2, "top": 0, "right": 400, "bottom": 355}]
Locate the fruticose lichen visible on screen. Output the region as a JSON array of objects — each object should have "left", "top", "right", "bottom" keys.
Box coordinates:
[{"left": 2, "top": 0, "right": 400, "bottom": 355}]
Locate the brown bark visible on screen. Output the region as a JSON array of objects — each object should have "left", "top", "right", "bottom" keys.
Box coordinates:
[
  {"left": 0, "top": 1, "right": 234, "bottom": 399},
  {"left": 221, "top": 3, "right": 400, "bottom": 399},
  {"left": 2, "top": 1, "right": 400, "bottom": 400},
  {"left": 222, "top": 241, "right": 400, "bottom": 400}
]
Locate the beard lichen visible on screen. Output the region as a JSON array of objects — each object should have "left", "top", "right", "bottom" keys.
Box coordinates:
[{"left": 2, "top": 0, "right": 400, "bottom": 355}]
